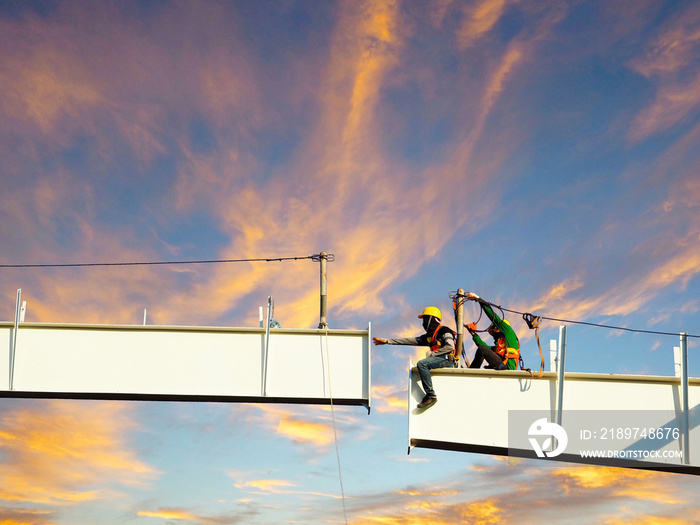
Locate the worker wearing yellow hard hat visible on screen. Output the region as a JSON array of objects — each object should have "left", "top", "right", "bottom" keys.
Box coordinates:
[{"left": 373, "top": 305, "right": 456, "bottom": 409}]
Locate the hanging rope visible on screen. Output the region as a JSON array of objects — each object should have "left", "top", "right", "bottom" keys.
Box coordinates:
[
  {"left": 323, "top": 328, "right": 348, "bottom": 525},
  {"left": 522, "top": 313, "right": 545, "bottom": 379}
]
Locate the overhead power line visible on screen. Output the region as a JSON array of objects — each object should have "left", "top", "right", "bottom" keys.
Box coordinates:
[
  {"left": 451, "top": 291, "right": 699, "bottom": 339},
  {"left": 0, "top": 253, "right": 334, "bottom": 269},
  {"left": 494, "top": 302, "right": 700, "bottom": 340}
]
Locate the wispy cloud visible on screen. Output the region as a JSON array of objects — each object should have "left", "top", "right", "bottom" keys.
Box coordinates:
[
  {"left": 138, "top": 506, "right": 248, "bottom": 524},
  {"left": 0, "top": 507, "right": 56, "bottom": 525},
  {"left": 371, "top": 384, "right": 407, "bottom": 413},
  {"left": 340, "top": 462, "right": 699, "bottom": 524},
  {"left": 230, "top": 472, "right": 343, "bottom": 500},
  {"left": 138, "top": 508, "right": 202, "bottom": 521},
  {"left": 231, "top": 404, "right": 363, "bottom": 453},
  {"left": 0, "top": 400, "right": 157, "bottom": 506},
  {"left": 628, "top": 3, "right": 700, "bottom": 142},
  {"left": 0, "top": 0, "right": 558, "bottom": 329},
  {"left": 457, "top": 0, "right": 510, "bottom": 50}
]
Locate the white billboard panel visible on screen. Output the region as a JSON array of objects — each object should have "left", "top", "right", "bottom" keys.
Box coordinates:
[
  {"left": 408, "top": 367, "right": 700, "bottom": 474},
  {"left": 1, "top": 323, "right": 371, "bottom": 409}
]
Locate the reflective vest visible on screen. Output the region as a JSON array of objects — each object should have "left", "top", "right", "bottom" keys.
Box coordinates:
[
  {"left": 426, "top": 324, "right": 456, "bottom": 355},
  {"left": 495, "top": 338, "right": 520, "bottom": 366}
]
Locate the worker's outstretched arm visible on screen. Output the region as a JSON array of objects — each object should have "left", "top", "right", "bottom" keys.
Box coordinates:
[{"left": 373, "top": 335, "right": 426, "bottom": 346}]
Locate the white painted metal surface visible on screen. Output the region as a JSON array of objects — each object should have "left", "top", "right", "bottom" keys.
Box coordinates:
[
  {"left": 0, "top": 322, "right": 371, "bottom": 409},
  {"left": 408, "top": 367, "right": 700, "bottom": 474}
]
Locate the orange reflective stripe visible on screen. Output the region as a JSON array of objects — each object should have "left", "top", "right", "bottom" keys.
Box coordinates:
[{"left": 427, "top": 324, "right": 442, "bottom": 352}]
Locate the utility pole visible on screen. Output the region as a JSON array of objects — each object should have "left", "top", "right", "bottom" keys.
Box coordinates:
[
  {"left": 318, "top": 252, "right": 329, "bottom": 329},
  {"left": 455, "top": 288, "right": 465, "bottom": 367}
]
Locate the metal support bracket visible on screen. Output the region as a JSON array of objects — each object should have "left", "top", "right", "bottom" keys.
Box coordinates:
[
  {"left": 10, "top": 289, "right": 21, "bottom": 391},
  {"left": 555, "top": 325, "right": 567, "bottom": 426},
  {"left": 680, "top": 332, "right": 690, "bottom": 465}
]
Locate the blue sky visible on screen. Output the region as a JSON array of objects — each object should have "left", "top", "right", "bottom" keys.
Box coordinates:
[{"left": 1, "top": 0, "right": 700, "bottom": 523}]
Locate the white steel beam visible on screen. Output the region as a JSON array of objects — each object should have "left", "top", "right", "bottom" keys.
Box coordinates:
[
  {"left": 408, "top": 366, "right": 700, "bottom": 474},
  {"left": 0, "top": 322, "right": 371, "bottom": 410}
]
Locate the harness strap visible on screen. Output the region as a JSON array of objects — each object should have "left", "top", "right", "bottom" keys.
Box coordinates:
[{"left": 521, "top": 313, "right": 545, "bottom": 379}]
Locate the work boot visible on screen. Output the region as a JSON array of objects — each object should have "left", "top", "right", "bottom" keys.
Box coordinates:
[{"left": 417, "top": 396, "right": 437, "bottom": 409}]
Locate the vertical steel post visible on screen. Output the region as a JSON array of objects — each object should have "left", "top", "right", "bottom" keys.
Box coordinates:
[
  {"left": 262, "top": 296, "right": 272, "bottom": 396},
  {"left": 319, "top": 252, "right": 328, "bottom": 329},
  {"left": 10, "top": 289, "right": 21, "bottom": 391},
  {"left": 680, "top": 332, "right": 689, "bottom": 465},
  {"left": 556, "top": 325, "right": 567, "bottom": 427},
  {"left": 550, "top": 339, "right": 558, "bottom": 372},
  {"left": 455, "top": 288, "right": 464, "bottom": 367}
]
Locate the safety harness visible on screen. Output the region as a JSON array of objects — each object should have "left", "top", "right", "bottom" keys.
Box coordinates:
[
  {"left": 494, "top": 337, "right": 520, "bottom": 368},
  {"left": 426, "top": 324, "right": 457, "bottom": 363}
]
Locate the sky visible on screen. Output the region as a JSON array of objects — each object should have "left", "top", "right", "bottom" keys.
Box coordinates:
[{"left": 1, "top": 0, "right": 700, "bottom": 523}]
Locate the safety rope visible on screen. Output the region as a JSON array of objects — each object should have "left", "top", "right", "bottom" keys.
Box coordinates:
[
  {"left": 522, "top": 313, "right": 545, "bottom": 379},
  {"left": 323, "top": 328, "right": 348, "bottom": 525}
]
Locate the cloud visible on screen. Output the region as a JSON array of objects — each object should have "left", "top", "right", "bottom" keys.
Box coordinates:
[
  {"left": 0, "top": 0, "right": 554, "bottom": 330},
  {"left": 521, "top": 221, "right": 700, "bottom": 328},
  {"left": 457, "top": 0, "right": 510, "bottom": 50},
  {"left": 231, "top": 404, "right": 363, "bottom": 452},
  {"left": 137, "top": 507, "right": 248, "bottom": 524},
  {"left": 628, "top": 72, "right": 700, "bottom": 142},
  {"left": 627, "top": 3, "right": 700, "bottom": 142},
  {"left": 138, "top": 508, "right": 202, "bottom": 521},
  {"left": 340, "top": 462, "right": 699, "bottom": 525},
  {"left": 0, "top": 507, "right": 56, "bottom": 525},
  {"left": 0, "top": 400, "right": 157, "bottom": 505},
  {"left": 238, "top": 479, "right": 294, "bottom": 492},
  {"left": 0, "top": 15, "right": 103, "bottom": 136},
  {"left": 230, "top": 472, "right": 343, "bottom": 501},
  {"left": 145, "top": 0, "right": 549, "bottom": 329},
  {"left": 371, "top": 384, "right": 407, "bottom": 413},
  {"left": 275, "top": 413, "right": 336, "bottom": 447}
]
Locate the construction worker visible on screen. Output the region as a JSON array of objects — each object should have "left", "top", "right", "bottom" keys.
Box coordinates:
[
  {"left": 465, "top": 292, "right": 520, "bottom": 370},
  {"left": 373, "top": 306, "right": 455, "bottom": 409}
]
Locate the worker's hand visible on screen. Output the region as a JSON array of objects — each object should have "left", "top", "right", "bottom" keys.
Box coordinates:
[
  {"left": 373, "top": 337, "right": 388, "bottom": 345},
  {"left": 466, "top": 322, "right": 477, "bottom": 332},
  {"left": 466, "top": 292, "right": 480, "bottom": 301}
]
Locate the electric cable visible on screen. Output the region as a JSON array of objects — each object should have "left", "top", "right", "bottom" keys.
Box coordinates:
[
  {"left": 489, "top": 302, "right": 700, "bottom": 340},
  {"left": 450, "top": 290, "right": 698, "bottom": 339},
  {"left": 0, "top": 254, "right": 333, "bottom": 269}
]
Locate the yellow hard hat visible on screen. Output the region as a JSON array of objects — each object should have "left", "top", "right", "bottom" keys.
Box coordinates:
[
  {"left": 488, "top": 319, "right": 510, "bottom": 331},
  {"left": 418, "top": 306, "right": 441, "bottom": 321}
]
